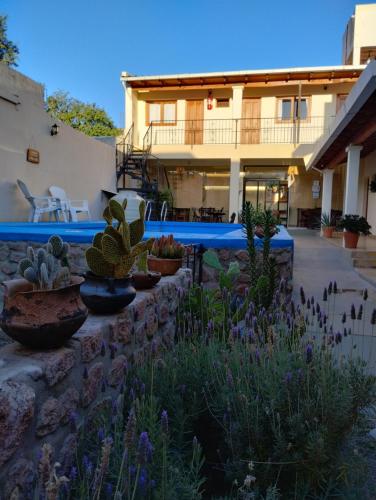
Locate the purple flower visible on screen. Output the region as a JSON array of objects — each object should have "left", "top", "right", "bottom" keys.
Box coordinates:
[
  {"left": 328, "top": 282, "right": 333, "bottom": 295},
  {"left": 98, "top": 427, "right": 105, "bottom": 441},
  {"left": 351, "top": 304, "right": 356, "bottom": 320},
  {"left": 137, "top": 432, "right": 153, "bottom": 465},
  {"left": 83, "top": 367, "right": 88, "bottom": 379},
  {"left": 83, "top": 455, "right": 93, "bottom": 476},
  {"left": 284, "top": 371, "right": 292, "bottom": 384},
  {"left": 69, "top": 466, "right": 77, "bottom": 481},
  {"left": 363, "top": 288, "right": 368, "bottom": 301},
  {"left": 323, "top": 288, "right": 328, "bottom": 302},
  {"left": 371, "top": 309, "right": 376, "bottom": 325},
  {"left": 300, "top": 287, "right": 306, "bottom": 305},
  {"left": 342, "top": 312, "right": 347, "bottom": 323},
  {"left": 306, "top": 344, "right": 313, "bottom": 364},
  {"left": 161, "top": 410, "right": 169, "bottom": 435},
  {"left": 100, "top": 341, "right": 106, "bottom": 357},
  {"left": 105, "top": 483, "right": 113, "bottom": 497},
  {"left": 335, "top": 332, "right": 342, "bottom": 344},
  {"left": 357, "top": 304, "right": 363, "bottom": 320}
]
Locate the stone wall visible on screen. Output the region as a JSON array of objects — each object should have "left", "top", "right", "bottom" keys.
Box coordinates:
[
  {"left": 0, "top": 269, "right": 191, "bottom": 497},
  {"left": 202, "top": 247, "right": 293, "bottom": 292}
]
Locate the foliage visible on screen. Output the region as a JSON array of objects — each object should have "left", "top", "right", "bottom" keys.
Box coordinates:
[
  {"left": 320, "top": 212, "right": 335, "bottom": 228},
  {"left": 203, "top": 249, "right": 240, "bottom": 290},
  {"left": 151, "top": 234, "right": 185, "bottom": 259},
  {"left": 46, "top": 90, "right": 122, "bottom": 137},
  {"left": 85, "top": 199, "right": 154, "bottom": 278},
  {"left": 0, "top": 15, "right": 18, "bottom": 67},
  {"left": 18, "top": 235, "right": 70, "bottom": 290},
  {"left": 337, "top": 214, "right": 371, "bottom": 235},
  {"left": 241, "top": 202, "right": 278, "bottom": 310},
  {"left": 158, "top": 188, "right": 174, "bottom": 207},
  {"left": 30, "top": 274, "right": 376, "bottom": 498}
]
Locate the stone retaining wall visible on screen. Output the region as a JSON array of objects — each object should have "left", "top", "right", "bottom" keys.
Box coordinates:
[
  {"left": 0, "top": 269, "right": 191, "bottom": 498},
  {"left": 202, "top": 247, "right": 293, "bottom": 292}
]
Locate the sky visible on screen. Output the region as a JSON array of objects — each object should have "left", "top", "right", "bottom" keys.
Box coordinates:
[{"left": 2, "top": 0, "right": 371, "bottom": 127}]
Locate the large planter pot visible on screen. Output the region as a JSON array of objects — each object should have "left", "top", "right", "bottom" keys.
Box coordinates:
[
  {"left": 322, "top": 227, "right": 334, "bottom": 238},
  {"left": 0, "top": 276, "right": 87, "bottom": 349},
  {"left": 80, "top": 273, "right": 136, "bottom": 314},
  {"left": 254, "top": 225, "right": 277, "bottom": 238},
  {"left": 147, "top": 256, "right": 183, "bottom": 276},
  {"left": 132, "top": 271, "right": 161, "bottom": 290},
  {"left": 343, "top": 230, "right": 359, "bottom": 249}
]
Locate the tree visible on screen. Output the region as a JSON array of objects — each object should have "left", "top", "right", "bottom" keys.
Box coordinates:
[
  {"left": 46, "top": 91, "right": 122, "bottom": 137},
  {"left": 0, "top": 15, "right": 19, "bottom": 67}
]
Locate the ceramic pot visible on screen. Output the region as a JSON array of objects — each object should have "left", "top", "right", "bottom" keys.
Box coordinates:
[
  {"left": 322, "top": 227, "right": 334, "bottom": 238},
  {"left": 80, "top": 273, "right": 136, "bottom": 314},
  {"left": 147, "top": 256, "right": 183, "bottom": 276},
  {"left": 0, "top": 276, "right": 87, "bottom": 349},
  {"left": 132, "top": 271, "right": 161, "bottom": 290},
  {"left": 343, "top": 230, "right": 359, "bottom": 249}
]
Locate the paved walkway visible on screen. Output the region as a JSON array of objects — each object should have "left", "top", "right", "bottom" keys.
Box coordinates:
[{"left": 290, "top": 229, "right": 376, "bottom": 369}]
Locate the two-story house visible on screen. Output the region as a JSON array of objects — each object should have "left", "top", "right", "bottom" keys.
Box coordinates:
[{"left": 118, "top": 3, "right": 376, "bottom": 226}]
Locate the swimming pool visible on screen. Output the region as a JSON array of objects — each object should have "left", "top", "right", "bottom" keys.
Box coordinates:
[{"left": 0, "top": 221, "right": 293, "bottom": 250}]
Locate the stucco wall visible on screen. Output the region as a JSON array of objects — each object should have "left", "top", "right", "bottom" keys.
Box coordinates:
[
  {"left": 0, "top": 66, "right": 116, "bottom": 222},
  {"left": 359, "top": 150, "right": 376, "bottom": 234}
]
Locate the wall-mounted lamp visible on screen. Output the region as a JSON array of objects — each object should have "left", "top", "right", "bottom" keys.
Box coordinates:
[
  {"left": 50, "top": 123, "right": 59, "bottom": 136},
  {"left": 207, "top": 91, "right": 213, "bottom": 110}
]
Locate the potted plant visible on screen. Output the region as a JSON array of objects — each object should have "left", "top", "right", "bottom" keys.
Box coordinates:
[
  {"left": 337, "top": 214, "right": 371, "bottom": 249},
  {"left": 147, "top": 234, "right": 185, "bottom": 276},
  {"left": 253, "top": 208, "right": 279, "bottom": 238},
  {"left": 0, "top": 235, "right": 87, "bottom": 349},
  {"left": 80, "top": 199, "right": 153, "bottom": 313},
  {"left": 321, "top": 212, "right": 336, "bottom": 238},
  {"left": 132, "top": 249, "right": 161, "bottom": 290}
]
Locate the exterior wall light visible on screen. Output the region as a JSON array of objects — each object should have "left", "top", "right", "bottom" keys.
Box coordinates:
[
  {"left": 207, "top": 91, "right": 213, "bottom": 110},
  {"left": 50, "top": 123, "right": 59, "bottom": 136}
]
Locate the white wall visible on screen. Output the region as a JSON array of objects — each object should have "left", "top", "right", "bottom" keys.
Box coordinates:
[{"left": 0, "top": 65, "right": 116, "bottom": 222}]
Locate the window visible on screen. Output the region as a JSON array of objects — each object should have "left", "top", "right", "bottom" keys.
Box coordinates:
[
  {"left": 277, "top": 96, "right": 310, "bottom": 121},
  {"left": 216, "top": 98, "right": 230, "bottom": 108},
  {"left": 146, "top": 101, "right": 176, "bottom": 125},
  {"left": 336, "top": 94, "right": 348, "bottom": 113},
  {"left": 360, "top": 46, "right": 376, "bottom": 64}
]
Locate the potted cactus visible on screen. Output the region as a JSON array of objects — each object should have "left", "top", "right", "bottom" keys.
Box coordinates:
[
  {"left": 148, "top": 234, "right": 185, "bottom": 276},
  {"left": 0, "top": 235, "right": 87, "bottom": 349},
  {"left": 80, "top": 198, "right": 154, "bottom": 313}
]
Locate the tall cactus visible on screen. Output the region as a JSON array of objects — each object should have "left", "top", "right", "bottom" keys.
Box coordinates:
[
  {"left": 18, "top": 235, "right": 71, "bottom": 290},
  {"left": 85, "top": 199, "right": 154, "bottom": 279}
]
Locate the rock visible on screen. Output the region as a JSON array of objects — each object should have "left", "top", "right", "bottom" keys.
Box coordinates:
[
  {"left": 59, "top": 433, "right": 78, "bottom": 475},
  {"left": 108, "top": 355, "right": 127, "bottom": 387},
  {"left": 235, "top": 250, "right": 249, "bottom": 262},
  {"left": 40, "top": 348, "right": 76, "bottom": 387},
  {"left": 114, "top": 315, "right": 133, "bottom": 344},
  {"left": 0, "top": 381, "right": 35, "bottom": 466},
  {"left": 82, "top": 362, "right": 104, "bottom": 407},
  {"left": 59, "top": 387, "right": 80, "bottom": 424},
  {"left": 36, "top": 397, "right": 63, "bottom": 437},
  {"left": 4, "top": 458, "right": 35, "bottom": 500},
  {"left": 369, "top": 428, "right": 376, "bottom": 440},
  {"left": 158, "top": 302, "right": 169, "bottom": 325},
  {"left": 75, "top": 325, "right": 103, "bottom": 362}
]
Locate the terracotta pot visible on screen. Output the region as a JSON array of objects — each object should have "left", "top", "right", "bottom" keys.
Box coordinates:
[
  {"left": 322, "top": 227, "right": 334, "bottom": 238},
  {"left": 147, "top": 256, "right": 183, "bottom": 276},
  {"left": 0, "top": 276, "right": 87, "bottom": 349},
  {"left": 343, "top": 230, "right": 359, "bottom": 249},
  {"left": 132, "top": 271, "right": 161, "bottom": 290},
  {"left": 80, "top": 273, "right": 136, "bottom": 314}
]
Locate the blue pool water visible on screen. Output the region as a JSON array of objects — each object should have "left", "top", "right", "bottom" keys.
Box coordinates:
[{"left": 0, "top": 221, "right": 293, "bottom": 250}]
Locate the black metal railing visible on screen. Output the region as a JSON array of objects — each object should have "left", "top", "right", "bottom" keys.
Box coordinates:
[
  {"left": 184, "top": 244, "right": 205, "bottom": 284},
  {"left": 142, "top": 116, "right": 334, "bottom": 147}
]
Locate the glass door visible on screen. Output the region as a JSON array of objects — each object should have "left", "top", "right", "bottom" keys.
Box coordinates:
[{"left": 243, "top": 179, "right": 289, "bottom": 225}]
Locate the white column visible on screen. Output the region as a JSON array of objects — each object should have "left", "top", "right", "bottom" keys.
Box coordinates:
[
  {"left": 232, "top": 86, "right": 244, "bottom": 119},
  {"left": 124, "top": 84, "right": 133, "bottom": 131},
  {"left": 344, "top": 145, "right": 363, "bottom": 215},
  {"left": 321, "top": 169, "right": 334, "bottom": 217},
  {"left": 229, "top": 159, "right": 241, "bottom": 221}
]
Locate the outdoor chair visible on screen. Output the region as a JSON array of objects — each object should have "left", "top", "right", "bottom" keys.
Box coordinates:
[
  {"left": 49, "top": 185, "right": 90, "bottom": 222},
  {"left": 17, "top": 179, "right": 65, "bottom": 223}
]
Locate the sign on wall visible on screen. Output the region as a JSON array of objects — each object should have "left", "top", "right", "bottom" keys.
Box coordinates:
[{"left": 26, "top": 148, "right": 40, "bottom": 164}]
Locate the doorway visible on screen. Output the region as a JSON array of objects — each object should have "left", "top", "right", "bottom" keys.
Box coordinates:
[
  {"left": 241, "top": 98, "right": 261, "bottom": 144},
  {"left": 185, "top": 100, "right": 204, "bottom": 145},
  {"left": 243, "top": 178, "right": 289, "bottom": 225}
]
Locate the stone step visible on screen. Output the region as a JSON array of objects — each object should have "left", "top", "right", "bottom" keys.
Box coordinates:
[
  {"left": 353, "top": 258, "right": 376, "bottom": 268},
  {"left": 351, "top": 250, "right": 376, "bottom": 258}
]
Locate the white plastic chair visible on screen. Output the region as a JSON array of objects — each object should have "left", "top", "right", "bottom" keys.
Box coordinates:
[
  {"left": 49, "top": 185, "right": 90, "bottom": 222},
  {"left": 17, "top": 179, "right": 65, "bottom": 222}
]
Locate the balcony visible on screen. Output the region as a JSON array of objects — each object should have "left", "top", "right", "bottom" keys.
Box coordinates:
[{"left": 144, "top": 117, "right": 334, "bottom": 148}]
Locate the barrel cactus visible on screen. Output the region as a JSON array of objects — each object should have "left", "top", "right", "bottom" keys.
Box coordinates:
[
  {"left": 18, "top": 235, "right": 71, "bottom": 290},
  {"left": 85, "top": 199, "right": 154, "bottom": 279}
]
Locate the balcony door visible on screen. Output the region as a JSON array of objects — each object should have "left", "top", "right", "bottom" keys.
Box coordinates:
[
  {"left": 185, "top": 100, "right": 204, "bottom": 145},
  {"left": 241, "top": 98, "right": 260, "bottom": 144}
]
